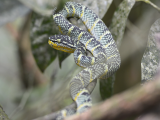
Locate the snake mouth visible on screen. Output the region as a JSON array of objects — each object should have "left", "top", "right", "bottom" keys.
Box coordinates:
[{"left": 48, "top": 40, "right": 57, "bottom": 47}]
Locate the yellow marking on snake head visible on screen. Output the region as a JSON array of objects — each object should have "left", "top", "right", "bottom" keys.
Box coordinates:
[
  {"left": 48, "top": 40, "right": 57, "bottom": 47},
  {"left": 68, "top": 26, "right": 74, "bottom": 36},
  {"left": 78, "top": 32, "right": 83, "bottom": 40},
  {"left": 58, "top": 46, "right": 74, "bottom": 53},
  {"left": 48, "top": 40, "right": 52, "bottom": 46},
  {"left": 48, "top": 40, "right": 74, "bottom": 53}
]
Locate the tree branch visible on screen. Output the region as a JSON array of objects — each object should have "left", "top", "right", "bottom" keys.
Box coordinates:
[
  {"left": 32, "top": 72, "right": 160, "bottom": 120},
  {"left": 136, "top": 0, "right": 160, "bottom": 12},
  {"left": 66, "top": 75, "right": 160, "bottom": 120},
  {"left": 17, "top": 12, "right": 48, "bottom": 87}
]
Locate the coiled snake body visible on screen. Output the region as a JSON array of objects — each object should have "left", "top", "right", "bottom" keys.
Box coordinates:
[{"left": 48, "top": 2, "right": 121, "bottom": 119}]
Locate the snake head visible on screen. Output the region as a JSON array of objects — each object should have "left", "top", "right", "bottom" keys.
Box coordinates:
[{"left": 48, "top": 35, "right": 76, "bottom": 53}]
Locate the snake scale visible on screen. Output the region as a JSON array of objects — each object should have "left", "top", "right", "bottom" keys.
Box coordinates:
[{"left": 48, "top": 2, "right": 121, "bottom": 119}]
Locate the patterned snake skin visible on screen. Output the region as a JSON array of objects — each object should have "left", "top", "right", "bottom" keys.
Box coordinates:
[{"left": 48, "top": 2, "right": 121, "bottom": 119}]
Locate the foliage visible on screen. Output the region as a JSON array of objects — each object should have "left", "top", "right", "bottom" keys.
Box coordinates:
[{"left": 141, "top": 19, "right": 160, "bottom": 83}]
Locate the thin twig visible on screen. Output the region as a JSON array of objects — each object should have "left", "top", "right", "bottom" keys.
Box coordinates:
[
  {"left": 136, "top": 0, "right": 160, "bottom": 12},
  {"left": 5, "top": 23, "right": 19, "bottom": 40},
  {"left": 9, "top": 88, "right": 33, "bottom": 118}
]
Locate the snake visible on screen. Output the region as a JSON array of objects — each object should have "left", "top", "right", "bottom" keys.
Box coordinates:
[{"left": 48, "top": 2, "right": 121, "bottom": 119}]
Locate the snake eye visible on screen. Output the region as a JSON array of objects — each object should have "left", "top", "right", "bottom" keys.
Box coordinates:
[{"left": 50, "top": 38, "right": 56, "bottom": 42}]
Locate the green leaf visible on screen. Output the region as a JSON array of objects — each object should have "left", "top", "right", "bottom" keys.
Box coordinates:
[
  {"left": 141, "top": 18, "right": 160, "bottom": 83},
  {"left": 100, "top": 0, "right": 135, "bottom": 100},
  {"left": 100, "top": 75, "right": 115, "bottom": 99},
  {"left": 0, "top": 105, "right": 9, "bottom": 120},
  {"left": 109, "top": 0, "right": 135, "bottom": 48},
  {"left": 30, "top": 12, "right": 70, "bottom": 71}
]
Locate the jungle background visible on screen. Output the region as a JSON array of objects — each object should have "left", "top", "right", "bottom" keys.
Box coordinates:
[{"left": 0, "top": 0, "right": 160, "bottom": 120}]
